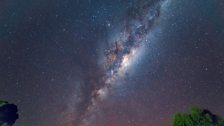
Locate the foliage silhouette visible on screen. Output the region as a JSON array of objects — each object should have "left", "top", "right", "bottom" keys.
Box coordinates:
[
  {"left": 0, "top": 101, "right": 19, "bottom": 126},
  {"left": 173, "top": 107, "right": 224, "bottom": 126}
]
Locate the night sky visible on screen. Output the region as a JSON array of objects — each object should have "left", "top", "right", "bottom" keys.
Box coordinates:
[{"left": 1, "top": 0, "right": 224, "bottom": 126}]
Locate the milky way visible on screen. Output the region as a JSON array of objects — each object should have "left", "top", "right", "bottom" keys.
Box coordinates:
[
  {"left": 76, "top": 0, "right": 170, "bottom": 126},
  {"left": 2, "top": 0, "right": 224, "bottom": 126}
]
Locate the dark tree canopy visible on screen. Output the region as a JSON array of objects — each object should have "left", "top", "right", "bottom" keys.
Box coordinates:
[
  {"left": 173, "top": 107, "right": 224, "bottom": 126},
  {"left": 0, "top": 101, "right": 19, "bottom": 126}
]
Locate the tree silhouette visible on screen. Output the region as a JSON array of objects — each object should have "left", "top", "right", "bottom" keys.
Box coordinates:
[
  {"left": 173, "top": 107, "right": 224, "bottom": 126},
  {"left": 0, "top": 101, "right": 19, "bottom": 126}
]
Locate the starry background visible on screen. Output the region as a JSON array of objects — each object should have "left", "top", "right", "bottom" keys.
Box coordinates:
[{"left": 0, "top": 0, "right": 224, "bottom": 126}]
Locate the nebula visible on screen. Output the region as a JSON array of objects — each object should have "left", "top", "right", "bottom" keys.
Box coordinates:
[{"left": 76, "top": 0, "right": 170, "bottom": 125}]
